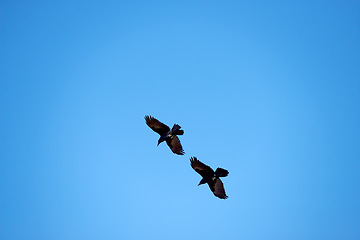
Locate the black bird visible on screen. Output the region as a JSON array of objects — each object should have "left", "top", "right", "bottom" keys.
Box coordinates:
[
  {"left": 190, "top": 157, "right": 229, "bottom": 199},
  {"left": 145, "top": 115, "right": 185, "bottom": 155}
]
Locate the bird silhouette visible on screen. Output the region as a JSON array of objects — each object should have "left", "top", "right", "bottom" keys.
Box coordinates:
[
  {"left": 190, "top": 157, "right": 228, "bottom": 199},
  {"left": 145, "top": 115, "right": 184, "bottom": 155}
]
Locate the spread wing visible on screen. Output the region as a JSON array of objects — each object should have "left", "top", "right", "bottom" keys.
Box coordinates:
[
  {"left": 145, "top": 115, "right": 170, "bottom": 135},
  {"left": 190, "top": 157, "right": 214, "bottom": 178},
  {"left": 166, "top": 136, "right": 184, "bottom": 155},
  {"left": 209, "top": 178, "right": 228, "bottom": 199}
]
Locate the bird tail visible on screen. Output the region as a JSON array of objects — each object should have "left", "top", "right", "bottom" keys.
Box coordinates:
[
  {"left": 215, "top": 168, "right": 229, "bottom": 177},
  {"left": 172, "top": 124, "right": 184, "bottom": 135}
]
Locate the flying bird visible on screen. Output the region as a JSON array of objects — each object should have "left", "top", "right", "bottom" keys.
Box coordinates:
[
  {"left": 190, "top": 157, "right": 229, "bottom": 199},
  {"left": 145, "top": 115, "right": 185, "bottom": 155}
]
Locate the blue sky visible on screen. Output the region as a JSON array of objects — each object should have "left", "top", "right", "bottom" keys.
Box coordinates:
[{"left": 1, "top": 1, "right": 360, "bottom": 239}]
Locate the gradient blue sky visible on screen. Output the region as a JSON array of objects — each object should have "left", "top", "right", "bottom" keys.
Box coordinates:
[{"left": 1, "top": 1, "right": 360, "bottom": 239}]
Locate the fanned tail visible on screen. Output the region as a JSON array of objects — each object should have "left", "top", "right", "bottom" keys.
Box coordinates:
[
  {"left": 172, "top": 124, "right": 184, "bottom": 135},
  {"left": 215, "top": 168, "right": 229, "bottom": 177}
]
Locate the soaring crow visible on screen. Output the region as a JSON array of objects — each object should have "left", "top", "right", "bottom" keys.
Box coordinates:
[
  {"left": 145, "top": 115, "right": 184, "bottom": 155},
  {"left": 190, "top": 157, "right": 229, "bottom": 199}
]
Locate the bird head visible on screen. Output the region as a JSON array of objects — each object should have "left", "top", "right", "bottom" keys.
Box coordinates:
[
  {"left": 157, "top": 135, "right": 166, "bottom": 146},
  {"left": 198, "top": 178, "right": 207, "bottom": 186}
]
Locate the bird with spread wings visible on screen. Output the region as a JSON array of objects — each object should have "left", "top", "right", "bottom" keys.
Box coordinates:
[
  {"left": 190, "top": 157, "right": 229, "bottom": 199},
  {"left": 145, "top": 115, "right": 185, "bottom": 155}
]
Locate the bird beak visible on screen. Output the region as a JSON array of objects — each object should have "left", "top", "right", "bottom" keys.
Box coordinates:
[
  {"left": 197, "top": 183, "right": 201, "bottom": 186},
  {"left": 157, "top": 142, "right": 160, "bottom": 146}
]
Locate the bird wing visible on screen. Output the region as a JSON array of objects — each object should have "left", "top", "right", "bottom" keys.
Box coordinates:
[
  {"left": 190, "top": 157, "right": 214, "bottom": 178},
  {"left": 209, "top": 178, "right": 228, "bottom": 199},
  {"left": 166, "top": 136, "right": 184, "bottom": 155},
  {"left": 145, "top": 115, "right": 170, "bottom": 135}
]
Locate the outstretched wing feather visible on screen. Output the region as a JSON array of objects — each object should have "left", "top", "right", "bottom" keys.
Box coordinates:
[
  {"left": 211, "top": 178, "right": 228, "bottom": 199},
  {"left": 166, "top": 136, "right": 184, "bottom": 155},
  {"left": 190, "top": 157, "right": 214, "bottom": 178},
  {"left": 145, "top": 115, "right": 170, "bottom": 135}
]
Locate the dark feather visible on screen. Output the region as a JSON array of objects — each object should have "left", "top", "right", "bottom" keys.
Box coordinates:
[
  {"left": 171, "top": 124, "right": 184, "bottom": 135},
  {"left": 166, "top": 136, "right": 185, "bottom": 155},
  {"left": 209, "top": 178, "right": 228, "bottom": 199},
  {"left": 190, "top": 157, "right": 214, "bottom": 178},
  {"left": 215, "top": 168, "right": 229, "bottom": 177},
  {"left": 145, "top": 115, "right": 170, "bottom": 135}
]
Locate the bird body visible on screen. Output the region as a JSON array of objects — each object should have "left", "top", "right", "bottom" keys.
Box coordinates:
[
  {"left": 145, "top": 115, "right": 185, "bottom": 155},
  {"left": 190, "top": 157, "right": 229, "bottom": 199},
  {"left": 157, "top": 124, "right": 183, "bottom": 145}
]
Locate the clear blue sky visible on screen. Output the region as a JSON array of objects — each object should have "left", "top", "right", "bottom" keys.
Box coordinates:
[{"left": 1, "top": 1, "right": 360, "bottom": 239}]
